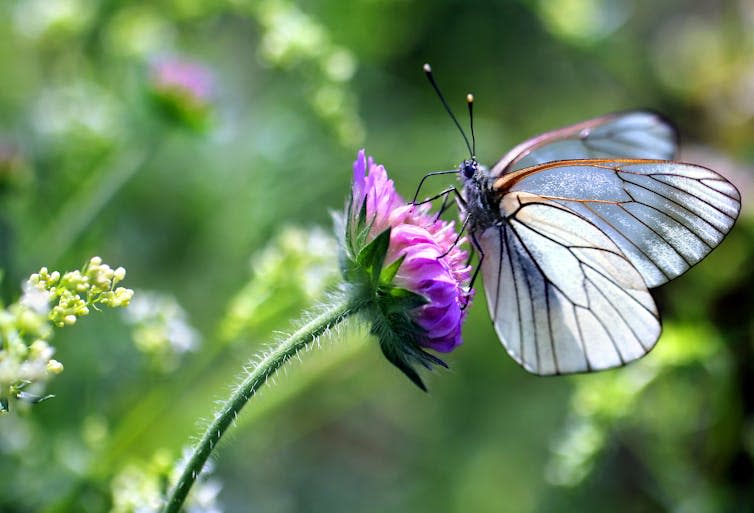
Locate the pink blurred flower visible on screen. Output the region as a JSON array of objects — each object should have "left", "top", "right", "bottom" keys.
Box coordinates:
[
  {"left": 148, "top": 56, "right": 215, "bottom": 130},
  {"left": 150, "top": 58, "right": 214, "bottom": 102}
]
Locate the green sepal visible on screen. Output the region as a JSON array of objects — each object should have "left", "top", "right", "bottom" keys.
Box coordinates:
[
  {"left": 344, "top": 192, "right": 370, "bottom": 255},
  {"left": 379, "top": 254, "right": 405, "bottom": 284},
  {"left": 357, "top": 193, "right": 368, "bottom": 226},
  {"left": 369, "top": 300, "right": 448, "bottom": 392},
  {"left": 380, "top": 341, "right": 427, "bottom": 391},
  {"left": 351, "top": 197, "right": 371, "bottom": 251},
  {"left": 344, "top": 200, "right": 354, "bottom": 250},
  {"left": 379, "top": 286, "right": 428, "bottom": 314},
  {"left": 356, "top": 227, "right": 391, "bottom": 285},
  {"left": 377, "top": 332, "right": 449, "bottom": 392}
]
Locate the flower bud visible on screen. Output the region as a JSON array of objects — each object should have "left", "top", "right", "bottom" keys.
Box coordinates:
[{"left": 47, "top": 360, "right": 64, "bottom": 375}]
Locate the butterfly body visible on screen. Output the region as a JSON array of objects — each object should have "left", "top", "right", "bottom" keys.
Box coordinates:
[
  {"left": 449, "top": 111, "right": 740, "bottom": 375},
  {"left": 459, "top": 159, "right": 503, "bottom": 232}
]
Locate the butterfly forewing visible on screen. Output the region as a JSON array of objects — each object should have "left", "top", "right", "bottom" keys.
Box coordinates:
[
  {"left": 493, "top": 159, "right": 741, "bottom": 288},
  {"left": 490, "top": 111, "right": 677, "bottom": 177},
  {"left": 479, "top": 194, "right": 660, "bottom": 375}
]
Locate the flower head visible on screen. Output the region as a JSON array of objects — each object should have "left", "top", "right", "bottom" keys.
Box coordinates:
[
  {"left": 342, "top": 150, "right": 472, "bottom": 389},
  {"left": 148, "top": 56, "right": 215, "bottom": 130}
]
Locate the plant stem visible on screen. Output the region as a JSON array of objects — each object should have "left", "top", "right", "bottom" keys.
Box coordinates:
[{"left": 161, "top": 294, "right": 359, "bottom": 513}]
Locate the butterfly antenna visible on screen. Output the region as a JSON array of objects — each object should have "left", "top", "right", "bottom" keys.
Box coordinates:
[
  {"left": 423, "top": 63, "right": 473, "bottom": 158},
  {"left": 467, "top": 93, "right": 476, "bottom": 158}
]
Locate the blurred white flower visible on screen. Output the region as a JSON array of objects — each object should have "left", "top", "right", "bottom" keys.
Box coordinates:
[
  {"left": 32, "top": 83, "right": 123, "bottom": 141},
  {"left": 535, "top": 0, "right": 631, "bottom": 44},
  {"left": 110, "top": 448, "right": 223, "bottom": 513},
  {"left": 20, "top": 282, "right": 51, "bottom": 316},
  {"left": 105, "top": 6, "right": 176, "bottom": 57},
  {"left": 123, "top": 291, "right": 201, "bottom": 372},
  {"left": 13, "top": 0, "right": 93, "bottom": 39}
]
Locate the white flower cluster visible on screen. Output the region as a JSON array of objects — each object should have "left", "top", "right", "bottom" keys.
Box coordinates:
[
  {"left": 122, "top": 290, "right": 200, "bottom": 372},
  {"left": 110, "top": 449, "right": 223, "bottom": 513},
  {"left": 0, "top": 257, "right": 133, "bottom": 412}
]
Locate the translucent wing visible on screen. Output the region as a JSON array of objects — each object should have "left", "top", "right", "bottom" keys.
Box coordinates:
[
  {"left": 490, "top": 111, "right": 677, "bottom": 177},
  {"left": 478, "top": 193, "right": 660, "bottom": 375},
  {"left": 493, "top": 159, "right": 740, "bottom": 288}
]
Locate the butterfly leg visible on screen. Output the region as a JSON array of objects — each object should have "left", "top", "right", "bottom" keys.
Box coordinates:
[
  {"left": 460, "top": 230, "right": 484, "bottom": 310},
  {"left": 439, "top": 213, "right": 470, "bottom": 258},
  {"left": 410, "top": 170, "right": 459, "bottom": 205},
  {"left": 412, "top": 186, "right": 468, "bottom": 208},
  {"left": 434, "top": 193, "right": 452, "bottom": 222}
]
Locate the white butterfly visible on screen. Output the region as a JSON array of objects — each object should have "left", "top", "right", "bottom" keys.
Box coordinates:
[{"left": 455, "top": 110, "right": 740, "bottom": 375}]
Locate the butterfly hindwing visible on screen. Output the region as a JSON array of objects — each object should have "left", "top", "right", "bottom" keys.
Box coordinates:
[
  {"left": 479, "top": 194, "right": 661, "bottom": 375},
  {"left": 493, "top": 159, "right": 741, "bottom": 288},
  {"left": 490, "top": 111, "right": 678, "bottom": 177}
]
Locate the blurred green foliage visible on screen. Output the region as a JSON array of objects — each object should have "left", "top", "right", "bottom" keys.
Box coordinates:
[{"left": 0, "top": 0, "right": 753, "bottom": 512}]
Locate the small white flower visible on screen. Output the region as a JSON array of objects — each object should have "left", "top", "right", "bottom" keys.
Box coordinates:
[
  {"left": 122, "top": 291, "right": 201, "bottom": 371},
  {"left": 20, "top": 283, "right": 51, "bottom": 316}
]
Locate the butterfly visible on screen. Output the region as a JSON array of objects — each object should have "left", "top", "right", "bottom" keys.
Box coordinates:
[{"left": 420, "top": 65, "right": 741, "bottom": 375}]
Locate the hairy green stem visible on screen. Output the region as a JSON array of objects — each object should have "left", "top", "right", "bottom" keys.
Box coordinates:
[{"left": 161, "top": 294, "right": 359, "bottom": 513}]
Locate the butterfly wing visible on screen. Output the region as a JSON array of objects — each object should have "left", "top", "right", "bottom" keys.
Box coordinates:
[
  {"left": 490, "top": 111, "right": 678, "bottom": 177},
  {"left": 478, "top": 193, "right": 660, "bottom": 374},
  {"left": 493, "top": 159, "right": 740, "bottom": 288}
]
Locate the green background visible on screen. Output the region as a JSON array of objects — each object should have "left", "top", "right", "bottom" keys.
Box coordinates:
[{"left": 1, "top": 0, "right": 753, "bottom": 511}]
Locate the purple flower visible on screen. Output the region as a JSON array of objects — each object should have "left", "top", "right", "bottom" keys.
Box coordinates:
[
  {"left": 147, "top": 56, "right": 215, "bottom": 130},
  {"left": 150, "top": 57, "right": 214, "bottom": 102},
  {"left": 348, "top": 150, "right": 472, "bottom": 354}
]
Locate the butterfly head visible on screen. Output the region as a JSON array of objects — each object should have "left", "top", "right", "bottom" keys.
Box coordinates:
[{"left": 460, "top": 158, "right": 479, "bottom": 180}]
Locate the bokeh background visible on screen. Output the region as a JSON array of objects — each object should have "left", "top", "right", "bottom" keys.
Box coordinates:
[{"left": 1, "top": 0, "right": 754, "bottom": 512}]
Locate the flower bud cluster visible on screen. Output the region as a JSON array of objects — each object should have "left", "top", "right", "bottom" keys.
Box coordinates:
[
  {"left": 29, "top": 256, "right": 134, "bottom": 328},
  {"left": 0, "top": 257, "right": 133, "bottom": 412}
]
